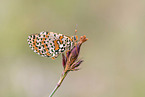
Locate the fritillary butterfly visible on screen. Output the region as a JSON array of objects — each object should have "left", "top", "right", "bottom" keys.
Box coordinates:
[{"left": 27, "top": 31, "right": 78, "bottom": 59}]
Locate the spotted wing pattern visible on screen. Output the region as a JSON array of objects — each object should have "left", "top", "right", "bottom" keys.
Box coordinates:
[{"left": 27, "top": 31, "right": 75, "bottom": 59}]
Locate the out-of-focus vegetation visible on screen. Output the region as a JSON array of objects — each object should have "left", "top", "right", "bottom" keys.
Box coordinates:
[{"left": 0, "top": 0, "right": 145, "bottom": 97}]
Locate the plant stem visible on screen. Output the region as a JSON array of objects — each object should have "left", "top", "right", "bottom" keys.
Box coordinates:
[{"left": 49, "top": 71, "right": 68, "bottom": 97}]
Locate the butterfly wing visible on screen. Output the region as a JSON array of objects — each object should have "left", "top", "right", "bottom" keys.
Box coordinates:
[{"left": 27, "top": 31, "right": 73, "bottom": 59}]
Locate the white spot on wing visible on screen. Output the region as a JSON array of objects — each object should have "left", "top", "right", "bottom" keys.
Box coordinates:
[{"left": 59, "top": 44, "right": 63, "bottom": 48}]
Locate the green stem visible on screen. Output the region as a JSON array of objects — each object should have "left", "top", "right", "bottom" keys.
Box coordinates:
[{"left": 49, "top": 71, "right": 68, "bottom": 97}]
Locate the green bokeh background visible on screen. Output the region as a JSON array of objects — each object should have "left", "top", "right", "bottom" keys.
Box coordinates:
[{"left": 1, "top": 0, "right": 145, "bottom": 97}]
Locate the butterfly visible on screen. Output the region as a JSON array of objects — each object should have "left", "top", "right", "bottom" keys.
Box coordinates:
[{"left": 27, "top": 31, "right": 78, "bottom": 59}]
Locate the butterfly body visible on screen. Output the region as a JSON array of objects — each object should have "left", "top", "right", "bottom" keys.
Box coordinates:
[{"left": 27, "top": 31, "right": 78, "bottom": 59}]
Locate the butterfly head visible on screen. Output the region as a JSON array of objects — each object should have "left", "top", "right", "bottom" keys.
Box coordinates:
[{"left": 71, "top": 35, "right": 78, "bottom": 43}]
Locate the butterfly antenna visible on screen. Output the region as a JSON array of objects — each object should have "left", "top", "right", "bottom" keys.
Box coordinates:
[{"left": 75, "top": 24, "right": 78, "bottom": 35}]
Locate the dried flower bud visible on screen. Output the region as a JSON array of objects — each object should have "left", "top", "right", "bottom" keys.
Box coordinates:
[
  {"left": 68, "top": 43, "right": 81, "bottom": 65},
  {"left": 63, "top": 35, "right": 88, "bottom": 72}
]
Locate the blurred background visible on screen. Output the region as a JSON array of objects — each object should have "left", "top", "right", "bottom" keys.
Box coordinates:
[{"left": 0, "top": 0, "right": 145, "bottom": 97}]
